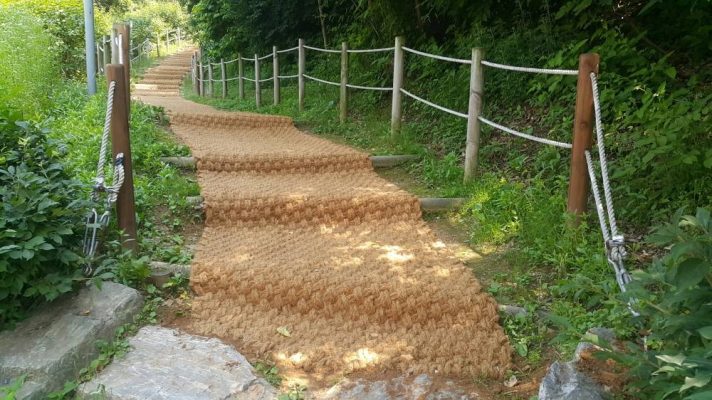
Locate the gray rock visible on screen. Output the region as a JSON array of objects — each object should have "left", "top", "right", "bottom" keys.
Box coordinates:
[
  {"left": 575, "top": 327, "right": 616, "bottom": 362},
  {"left": 538, "top": 361, "right": 609, "bottom": 400},
  {"left": 314, "top": 373, "right": 475, "bottom": 400},
  {"left": 0, "top": 282, "right": 143, "bottom": 399},
  {"left": 77, "top": 326, "right": 277, "bottom": 400}
]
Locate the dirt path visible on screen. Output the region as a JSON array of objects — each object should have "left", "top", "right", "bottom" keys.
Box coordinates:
[{"left": 135, "top": 49, "right": 511, "bottom": 387}]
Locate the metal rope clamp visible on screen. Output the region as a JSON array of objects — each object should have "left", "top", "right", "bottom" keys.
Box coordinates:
[
  {"left": 606, "top": 235, "right": 630, "bottom": 291},
  {"left": 82, "top": 153, "right": 125, "bottom": 276}
]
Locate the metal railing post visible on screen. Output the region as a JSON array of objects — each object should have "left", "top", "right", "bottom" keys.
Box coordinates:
[
  {"left": 102, "top": 35, "right": 111, "bottom": 71},
  {"left": 110, "top": 29, "right": 119, "bottom": 63},
  {"left": 464, "top": 48, "right": 484, "bottom": 183},
  {"left": 115, "top": 23, "right": 131, "bottom": 112},
  {"left": 390, "top": 36, "right": 405, "bottom": 137}
]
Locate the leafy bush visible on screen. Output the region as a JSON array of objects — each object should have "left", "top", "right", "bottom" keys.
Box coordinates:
[
  {"left": 48, "top": 81, "right": 199, "bottom": 264},
  {"left": 127, "top": 1, "right": 188, "bottom": 46},
  {"left": 0, "top": 0, "right": 111, "bottom": 77},
  {"left": 614, "top": 208, "right": 712, "bottom": 399},
  {"left": 0, "top": 114, "right": 87, "bottom": 329},
  {"left": 0, "top": 7, "right": 60, "bottom": 117}
]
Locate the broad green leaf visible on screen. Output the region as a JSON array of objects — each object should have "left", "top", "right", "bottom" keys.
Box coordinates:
[
  {"left": 680, "top": 374, "right": 712, "bottom": 393},
  {"left": 698, "top": 326, "right": 712, "bottom": 340},
  {"left": 674, "top": 259, "right": 710, "bottom": 288},
  {"left": 657, "top": 354, "right": 686, "bottom": 366}
]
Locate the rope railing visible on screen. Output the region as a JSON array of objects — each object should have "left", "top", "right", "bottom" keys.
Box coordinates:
[
  {"left": 585, "top": 73, "right": 634, "bottom": 304},
  {"left": 481, "top": 60, "right": 578, "bottom": 76},
  {"left": 400, "top": 88, "right": 468, "bottom": 119},
  {"left": 402, "top": 46, "right": 471, "bottom": 64},
  {"left": 347, "top": 47, "right": 394, "bottom": 54},
  {"left": 191, "top": 39, "right": 631, "bottom": 302},
  {"left": 303, "top": 74, "right": 340, "bottom": 86},
  {"left": 346, "top": 83, "right": 392, "bottom": 92},
  {"left": 304, "top": 45, "right": 341, "bottom": 54},
  {"left": 277, "top": 46, "right": 299, "bottom": 54},
  {"left": 83, "top": 79, "right": 127, "bottom": 275},
  {"left": 478, "top": 116, "right": 573, "bottom": 149}
]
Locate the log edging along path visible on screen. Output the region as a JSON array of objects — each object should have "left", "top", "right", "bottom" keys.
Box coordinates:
[{"left": 134, "top": 49, "right": 511, "bottom": 380}]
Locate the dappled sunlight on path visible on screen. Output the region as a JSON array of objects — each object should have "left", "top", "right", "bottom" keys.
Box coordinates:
[{"left": 135, "top": 49, "right": 511, "bottom": 382}]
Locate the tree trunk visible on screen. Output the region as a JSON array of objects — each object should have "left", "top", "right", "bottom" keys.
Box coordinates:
[{"left": 317, "top": 0, "right": 328, "bottom": 47}]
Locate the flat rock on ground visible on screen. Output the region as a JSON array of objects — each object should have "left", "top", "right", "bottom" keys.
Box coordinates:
[
  {"left": 0, "top": 282, "right": 143, "bottom": 399},
  {"left": 78, "top": 326, "right": 277, "bottom": 400},
  {"left": 314, "top": 374, "right": 477, "bottom": 399}
]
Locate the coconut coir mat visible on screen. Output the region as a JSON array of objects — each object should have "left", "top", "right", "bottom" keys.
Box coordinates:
[{"left": 136, "top": 49, "right": 512, "bottom": 379}]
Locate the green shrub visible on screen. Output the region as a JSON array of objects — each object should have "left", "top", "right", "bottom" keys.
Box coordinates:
[
  {"left": 0, "top": 6, "right": 60, "bottom": 118},
  {"left": 0, "top": 113, "right": 88, "bottom": 329},
  {"left": 613, "top": 208, "right": 712, "bottom": 399},
  {"left": 48, "top": 82, "right": 199, "bottom": 264},
  {"left": 127, "top": 1, "right": 188, "bottom": 46},
  {"left": 0, "top": 0, "right": 111, "bottom": 77}
]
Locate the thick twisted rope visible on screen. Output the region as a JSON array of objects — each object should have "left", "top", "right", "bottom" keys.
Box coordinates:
[
  {"left": 590, "top": 73, "right": 619, "bottom": 237},
  {"left": 94, "top": 80, "right": 116, "bottom": 197},
  {"left": 481, "top": 60, "right": 578, "bottom": 76},
  {"left": 478, "top": 116, "right": 572, "bottom": 149}
]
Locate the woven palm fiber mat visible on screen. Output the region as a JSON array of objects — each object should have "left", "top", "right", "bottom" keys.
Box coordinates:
[{"left": 135, "top": 49, "right": 511, "bottom": 379}]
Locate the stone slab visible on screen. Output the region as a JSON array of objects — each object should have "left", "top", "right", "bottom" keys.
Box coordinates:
[
  {"left": 0, "top": 282, "right": 143, "bottom": 399},
  {"left": 313, "top": 373, "right": 477, "bottom": 399},
  {"left": 538, "top": 361, "right": 609, "bottom": 400},
  {"left": 78, "top": 326, "right": 277, "bottom": 400}
]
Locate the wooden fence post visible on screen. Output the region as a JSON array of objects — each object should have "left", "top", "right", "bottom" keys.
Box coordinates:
[
  {"left": 199, "top": 60, "right": 204, "bottom": 96},
  {"left": 238, "top": 53, "right": 245, "bottom": 100},
  {"left": 567, "top": 53, "right": 600, "bottom": 217},
  {"left": 273, "top": 46, "right": 280, "bottom": 105},
  {"left": 390, "top": 36, "right": 405, "bottom": 137},
  {"left": 298, "top": 38, "right": 305, "bottom": 112},
  {"left": 464, "top": 47, "right": 484, "bottom": 183},
  {"left": 220, "top": 58, "right": 227, "bottom": 99},
  {"left": 106, "top": 65, "right": 137, "bottom": 253},
  {"left": 340, "top": 42, "right": 349, "bottom": 123},
  {"left": 192, "top": 53, "right": 198, "bottom": 94},
  {"left": 254, "top": 54, "right": 261, "bottom": 107},
  {"left": 208, "top": 62, "right": 214, "bottom": 97}
]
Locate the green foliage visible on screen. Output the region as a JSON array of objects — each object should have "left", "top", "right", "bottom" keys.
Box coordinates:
[
  {"left": 254, "top": 360, "right": 283, "bottom": 387},
  {"left": 0, "top": 7, "right": 60, "bottom": 118},
  {"left": 612, "top": 208, "right": 712, "bottom": 399},
  {"left": 0, "top": 115, "right": 88, "bottom": 329},
  {"left": 48, "top": 81, "right": 200, "bottom": 264},
  {"left": 0, "top": 0, "right": 111, "bottom": 77},
  {"left": 0, "top": 374, "right": 26, "bottom": 400},
  {"left": 127, "top": 0, "right": 189, "bottom": 46}
]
